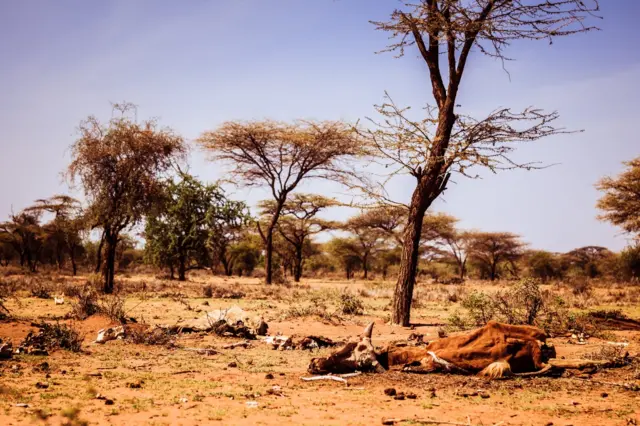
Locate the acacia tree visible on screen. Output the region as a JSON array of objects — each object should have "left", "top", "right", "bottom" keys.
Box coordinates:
[
  {"left": 327, "top": 237, "right": 363, "bottom": 279},
  {"left": 198, "top": 120, "right": 361, "bottom": 284},
  {"left": 468, "top": 232, "right": 525, "bottom": 281},
  {"left": 68, "top": 103, "right": 186, "bottom": 293},
  {"left": 360, "top": 0, "right": 599, "bottom": 325},
  {"left": 596, "top": 157, "right": 640, "bottom": 239},
  {"left": 344, "top": 212, "right": 389, "bottom": 279},
  {"left": 259, "top": 194, "right": 337, "bottom": 282},
  {"left": 25, "top": 195, "right": 85, "bottom": 275},
  {"left": 0, "top": 211, "right": 45, "bottom": 272}
]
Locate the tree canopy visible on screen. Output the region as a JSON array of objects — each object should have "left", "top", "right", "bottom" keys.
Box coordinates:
[
  {"left": 68, "top": 103, "right": 186, "bottom": 292},
  {"left": 198, "top": 120, "right": 362, "bottom": 284},
  {"left": 596, "top": 157, "right": 640, "bottom": 238}
]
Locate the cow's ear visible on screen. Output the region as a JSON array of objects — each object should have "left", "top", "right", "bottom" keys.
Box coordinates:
[{"left": 362, "top": 322, "right": 374, "bottom": 339}]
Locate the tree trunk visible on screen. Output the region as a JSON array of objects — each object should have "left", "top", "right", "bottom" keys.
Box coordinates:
[
  {"left": 178, "top": 254, "right": 186, "bottom": 281},
  {"left": 259, "top": 200, "right": 285, "bottom": 285},
  {"left": 294, "top": 246, "right": 303, "bottom": 282},
  {"left": 490, "top": 260, "right": 498, "bottom": 281},
  {"left": 459, "top": 259, "right": 467, "bottom": 280},
  {"left": 221, "top": 255, "right": 232, "bottom": 276},
  {"left": 95, "top": 232, "right": 105, "bottom": 273},
  {"left": 362, "top": 253, "right": 369, "bottom": 279},
  {"left": 103, "top": 232, "right": 117, "bottom": 294},
  {"left": 265, "top": 228, "right": 275, "bottom": 284},
  {"left": 392, "top": 184, "right": 431, "bottom": 326},
  {"left": 71, "top": 253, "right": 77, "bottom": 276},
  {"left": 169, "top": 263, "right": 175, "bottom": 280}
]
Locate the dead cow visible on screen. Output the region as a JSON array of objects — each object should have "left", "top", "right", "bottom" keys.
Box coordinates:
[{"left": 309, "top": 321, "right": 556, "bottom": 379}]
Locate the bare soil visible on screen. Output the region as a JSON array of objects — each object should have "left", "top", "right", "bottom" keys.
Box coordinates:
[{"left": 1, "top": 274, "right": 639, "bottom": 426}]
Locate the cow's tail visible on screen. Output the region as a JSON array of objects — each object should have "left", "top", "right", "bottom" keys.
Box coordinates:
[{"left": 478, "top": 360, "right": 512, "bottom": 379}]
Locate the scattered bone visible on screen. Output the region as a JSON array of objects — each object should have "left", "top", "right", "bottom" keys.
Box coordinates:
[
  {"left": 301, "top": 371, "right": 361, "bottom": 384},
  {"left": 223, "top": 340, "right": 251, "bottom": 349},
  {"left": 382, "top": 418, "right": 470, "bottom": 425},
  {"left": 295, "top": 335, "right": 337, "bottom": 350},
  {"left": 301, "top": 375, "right": 348, "bottom": 384},
  {"left": 264, "top": 335, "right": 293, "bottom": 350},
  {"left": 95, "top": 326, "right": 125, "bottom": 344},
  {"left": 54, "top": 296, "right": 64, "bottom": 305}
]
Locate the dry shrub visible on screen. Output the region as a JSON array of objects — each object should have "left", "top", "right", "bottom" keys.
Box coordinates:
[
  {"left": 338, "top": 291, "right": 364, "bottom": 315},
  {"left": 63, "top": 283, "right": 83, "bottom": 298},
  {"left": 30, "top": 279, "right": 52, "bottom": 299},
  {"left": 70, "top": 285, "right": 127, "bottom": 323},
  {"left": 447, "top": 278, "right": 577, "bottom": 335},
  {"left": 283, "top": 294, "right": 335, "bottom": 321},
  {"left": 97, "top": 294, "right": 127, "bottom": 323},
  {"left": 585, "top": 344, "right": 628, "bottom": 361},
  {"left": 0, "top": 266, "right": 22, "bottom": 277},
  {"left": 71, "top": 286, "right": 100, "bottom": 320},
  {"left": 202, "top": 284, "right": 245, "bottom": 299},
  {"left": 22, "top": 322, "right": 84, "bottom": 353}
]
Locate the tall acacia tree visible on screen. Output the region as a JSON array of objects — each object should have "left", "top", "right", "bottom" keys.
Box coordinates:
[
  {"left": 260, "top": 194, "right": 337, "bottom": 282},
  {"left": 68, "top": 103, "right": 186, "bottom": 293},
  {"left": 362, "top": 0, "right": 600, "bottom": 325},
  {"left": 198, "top": 120, "right": 361, "bottom": 284}
]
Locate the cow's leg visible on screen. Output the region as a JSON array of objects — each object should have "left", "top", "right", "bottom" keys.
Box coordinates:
[{"left": 478, "top": 359, "right": 512, "bottom": 379}]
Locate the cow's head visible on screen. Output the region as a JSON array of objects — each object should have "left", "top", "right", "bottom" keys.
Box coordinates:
[{"left": 308, "top": 322, "right": 386, "bottom": 374}]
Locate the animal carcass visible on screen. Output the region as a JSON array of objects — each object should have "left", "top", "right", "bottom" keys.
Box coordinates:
[{"left": 309, "top": 321, "right": 556, "bottom": 379}]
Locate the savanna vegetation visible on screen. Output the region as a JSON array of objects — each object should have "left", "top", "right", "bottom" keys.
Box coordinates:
[{"left": 4, "top": 1, "right": 640, "bottom": 425}]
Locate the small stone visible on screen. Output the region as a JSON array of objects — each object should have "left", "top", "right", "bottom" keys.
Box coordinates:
[
  {"left": 384, "top": 388, "right": 397, "bottom": 396},
  {"left": 545, "top": 423, "right": 553, "bottom": 426},
  {"left": 105, "top": 399, "right": 114, "bottom": 406},
  {"left": 571, "top": 401, "right": 580, "bottom": 406},
  {"left": 394, "top": 393, "right": 405, "bottom": 401},
  {"left": 406, "top": 393, "right": 417, "bottom": 399},
  {"left": 279, "top": 373, "right": 285, "bottom": 376},
  {"left": 126, "top": 381, "right": 143, "bottom": 389},
  {"left": 228, "top": 362, "right": 237, "bottom": 368},
  {"left": 480, "top": 392, "right": 490, "bottom": 399},
  {"left": 601, "top": 392, "right": 609, "bottom": 398},
  {"left": 35, "top": 382, "right": 49, "bottom": 389},
  {"left": 265, "top": 373, "right": 274, "bottom": 380},
  {"left": 429, "top": 388, "right": 437, "bottom": 398}
]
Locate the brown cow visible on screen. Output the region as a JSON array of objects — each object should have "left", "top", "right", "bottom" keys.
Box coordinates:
[{"left": 309, "top": 321, "right": 556, "bottom": 379}]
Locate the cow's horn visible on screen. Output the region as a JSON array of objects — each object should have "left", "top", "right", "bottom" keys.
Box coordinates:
[{"left": 362, "top": 322, "right": 374, "bottom": 339}]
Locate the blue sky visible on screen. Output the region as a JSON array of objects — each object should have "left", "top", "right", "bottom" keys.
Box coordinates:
[{"left": 1, "top": 0, "right": 638, "bottom": 252}]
